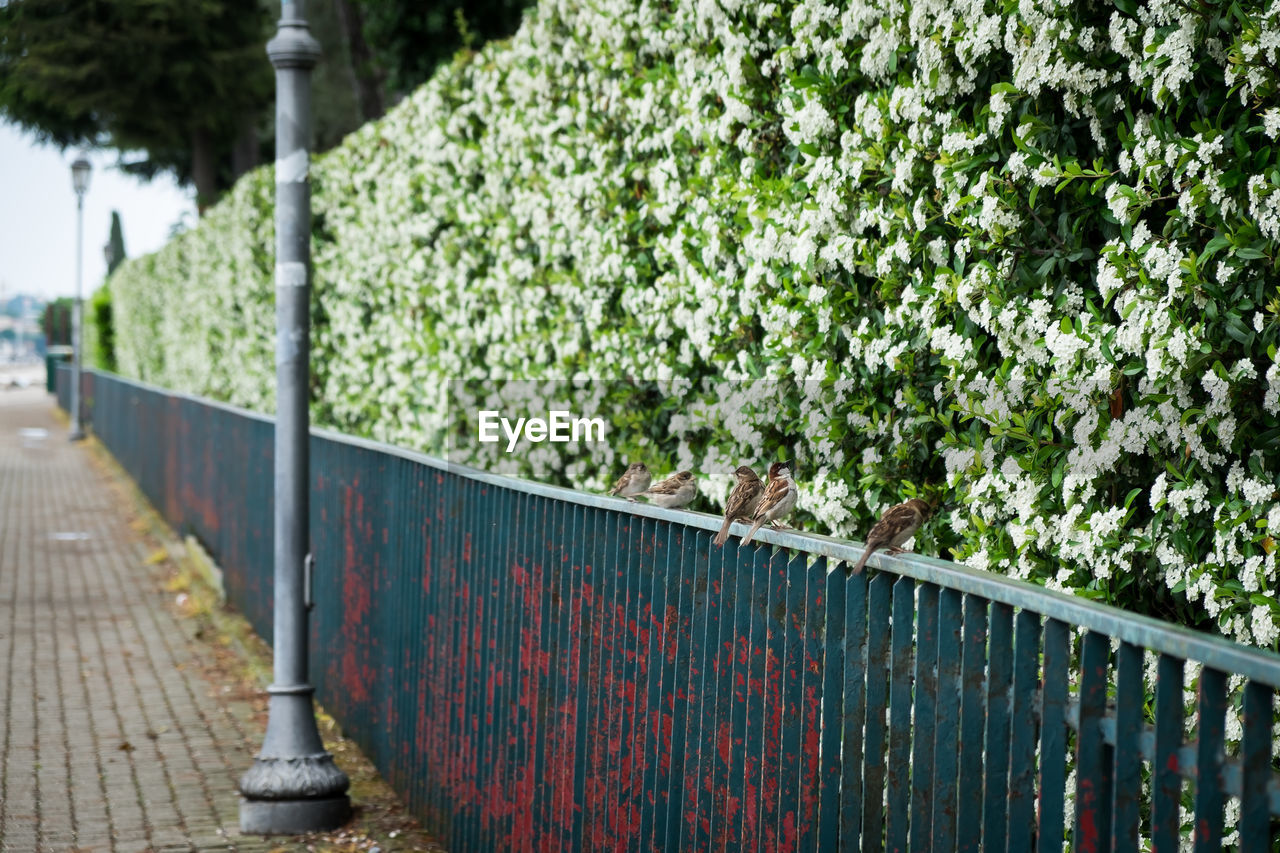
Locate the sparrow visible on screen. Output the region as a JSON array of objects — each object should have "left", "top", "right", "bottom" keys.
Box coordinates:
[
  {"left": 639, "top": 470, "right": 697, "bottom": 508},
  {"left": 848, "top": 498, "right": 931, "bottom": 575},
  {"left": 608, "top": 462, "right": 651, "bottom": 501},
  {"left": 714, "top": 466, "right": 764, "bottom": 547},
  {"left": 740, "top": 462, "right": 798, "bottom": 546}
]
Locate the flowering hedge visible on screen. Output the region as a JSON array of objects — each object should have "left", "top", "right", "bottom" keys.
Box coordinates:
[{"left": 104, "top": 0, "right": 1280, "bottom": 662}]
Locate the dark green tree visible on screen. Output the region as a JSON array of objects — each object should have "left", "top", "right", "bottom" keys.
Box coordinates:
[
  {"left": 348, "top": 0, "right": 533, "bottom": 112},
  {"left": 0, "top": 0, "right": 274, "bottom": 207},
  {"left": 105, "top": 210, "right": 126, "bottom": 274},
  {"left": 92, "top": 209, "right": 124, "bottom": 371},
  {"left": 42, "top": 298, "right": 71, "bottom": 347}
]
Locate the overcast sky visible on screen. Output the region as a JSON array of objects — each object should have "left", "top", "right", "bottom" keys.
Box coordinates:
[{"left": 0, "top": 120, "right": 195, "bottom": 305}]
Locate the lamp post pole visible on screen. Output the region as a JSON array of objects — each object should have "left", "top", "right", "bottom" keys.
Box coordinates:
[
  {"left": 68, "top": 155, "right": 91, "bottom": 441},
  {"left": 238, "top": 0, "right": 350, "bottom": 834}
]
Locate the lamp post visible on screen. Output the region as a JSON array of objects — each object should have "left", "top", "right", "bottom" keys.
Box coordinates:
[
  {"left": 68, "top": 155, "right": 91, "bottom": 441},
  {"left": 238, "top": 0, "right": 350, "bottom": 834}
]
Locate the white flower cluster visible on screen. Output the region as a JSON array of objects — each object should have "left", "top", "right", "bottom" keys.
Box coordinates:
[{"left": 102, "top": 0, "right": 1280, "bottom": 687}]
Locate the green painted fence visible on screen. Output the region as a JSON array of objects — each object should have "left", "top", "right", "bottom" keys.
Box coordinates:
[{"left": 60, "top": 366, "right": 1280, "bottom": 851}]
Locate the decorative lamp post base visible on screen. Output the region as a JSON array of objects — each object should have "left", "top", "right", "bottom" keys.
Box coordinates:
[
  {"left": 239, "top": 753, "right": 351, "bottom": 834},
  {"left": 239, "top": 795, "right": 351, "bottom": 835}
]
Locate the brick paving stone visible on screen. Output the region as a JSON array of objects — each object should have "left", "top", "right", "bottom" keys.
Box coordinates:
[{"left": 0, "top": 383, "right": 298, "bottom": 851}]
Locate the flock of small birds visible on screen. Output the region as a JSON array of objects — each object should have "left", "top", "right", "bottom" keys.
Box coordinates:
[{"left": 606, "top": 461, "right": 931, "bottom": 574}]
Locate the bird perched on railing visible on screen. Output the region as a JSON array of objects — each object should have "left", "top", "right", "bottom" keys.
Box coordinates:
[
  {"left": 714, "top": 466, "right": 764, "bottom": 547},
  {"left": 848, "top": 498, "right": 931, "bottom": 575},
  {"left": 608, "top": 462, "right": 651, "bottom": 501},
  {"left": 634, "top": 468, "right": 696, "bottom": 507},
  {"left": 639, "top": 470, "right": 696, "bottom": 508},
  {"left": 740, "top": 462, "right": 797, "bottom": 546}
]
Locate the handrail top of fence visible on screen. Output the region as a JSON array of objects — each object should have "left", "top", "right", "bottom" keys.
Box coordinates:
[{"left": 87, "top": 368, "right": 1280, "bottom": 688}]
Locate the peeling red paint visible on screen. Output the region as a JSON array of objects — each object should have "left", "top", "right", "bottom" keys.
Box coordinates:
[
  {"left": 339, "top": 485, "right": 372, "bottom": 707},
  {"left": 1077, "top": 779, "right": 1098, "bottom": 852}
]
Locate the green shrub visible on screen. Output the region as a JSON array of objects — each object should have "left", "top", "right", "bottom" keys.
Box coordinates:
[
  {"left": 86, "top": 284, "right": 115, "bottom": 372},
  {"left": 103, "top": 0, "right": 1280, "bottom": 662}
]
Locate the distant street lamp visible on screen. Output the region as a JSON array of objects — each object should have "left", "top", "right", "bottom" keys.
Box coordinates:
[{"left": 68, "top": 154, "right": 91, "bottom": 441}]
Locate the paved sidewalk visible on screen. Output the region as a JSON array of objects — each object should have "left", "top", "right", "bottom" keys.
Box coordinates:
[{"left": 0, "top": 379, "right": 278, "bottom": 852}]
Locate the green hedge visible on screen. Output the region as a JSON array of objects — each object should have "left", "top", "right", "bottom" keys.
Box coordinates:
[{"left": 105, "top": 0, "right": 1280, "bottom": 662}]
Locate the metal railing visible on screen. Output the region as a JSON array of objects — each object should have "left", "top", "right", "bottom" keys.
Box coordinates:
[
  {"left": 53, "top": 361, "right": 92, "bottom": 423},
  {"left": 60, "top": 367, "right": 1280, "bottom": 852}
]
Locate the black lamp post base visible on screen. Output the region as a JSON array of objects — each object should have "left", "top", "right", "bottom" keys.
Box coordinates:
[{"left": 239, "top": 794, "right": 350, "bottom": 835}]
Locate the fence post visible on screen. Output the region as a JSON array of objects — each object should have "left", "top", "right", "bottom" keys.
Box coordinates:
[{"left": 238, "top": 0, "right": 350, "bottom": 834}]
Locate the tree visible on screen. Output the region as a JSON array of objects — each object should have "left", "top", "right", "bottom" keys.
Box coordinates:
[
  {"left": 0, "top": 0, "right": 274, "bottom": 207},
  {"left": 333, "top": 0, "right": 533, "bottom": 118},
  {"left": 42, "top": 297, "right": 71, "bottom": 347},
  {"left": 105, "top": 210, "right": 126, "bottom": 274}
]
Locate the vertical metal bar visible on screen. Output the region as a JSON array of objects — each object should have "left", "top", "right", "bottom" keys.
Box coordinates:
[
  {"left": 1192, "top": 667, "right": 1227, "bottom": 853},
  {"left": 723, "top": 539, "right": 761, "bottom": 853},
  {"left": 1111, "top": 642, "right": 1142, "bottom": 853},
  {"left": 983, "top": 602, "right": 1013, "bottom": 853},
  {"left": 385, "top": 459, "right": 402, "bottom": 796},
  {"left": 539, "top": 494, "right": 565, "bottom": 846},
  {"left": 638, "top": 519, "right": 673, "bottom": 851},
  {"left": 619, "top": 515, "right": 650, "bottom": 845},
  {"left": 677, "top": 530, "right": 712, "bottom": 850},
  {"left": 450, "top": 473, "right": 471, "bottom": 845},
  {"left": 570, "top": 505, "right": 602, "bottom": 853},
  {"left": 909, "top": 583, "right": 939, "bottom": 853},
  {"left": 458, "top": 479, "right": 481, "bottom": 847},
  {"left": 1239, "top": 680, "right": 1272, "bottom": 853},
  {"left": 860, "top": 572, "right": 891, "bottom": 853},
  {"left": 758, "top": 547, "right": 790, "bottom": 853},
  {"left": 816, "top": 562, "right": 847, "bottom": 852},
  {"left": 741, "top": 546, "right": 771, "bottom": 852},
  {"left": 1074, "top": 630, "right": 1112, "bottom": 853},
  {"left": 650, "top": 519, "right": 684, "bottom": 852},
  {"left": 441, "top": 474, "right": 466, "bottom": 846},
  {"left": 431, "top": 471, "right": 459, "bottom": 836},
  {"left": 414, "top": 467, "right": 438, "bottom": 830},
  {"left": 395, "top": 458, "right": 415, "bottom": 798},
  {"left": 531, "top": 491, "right": 556, "bottom": 849},
  {"left": 587, "top": 509, "right": 618, "bottom": 851},
  {"left": 885, "top": 576, "right": 915, "bottom": 853},
  {"left": 482, "top": 483, "right": 512, "bottom": 846},
  {"left": 661, "top": 525, "right": 699, "bottom": 852},
  {"left": 1036, "top": 619, "right": 1069, "bottom": 853},
  {"left": 932, "top": 587, "right": 962, "bottom": 851},
  {"left": 600, "top": 509, "right": 628, "bottom": 849},
  {"left": 796, "top": 556, "right": 827, "bottom": 853},
  {"left": 686, "top": 532, "right": 720, "bottom": 851},
  {"left": 616, "top": 512, "right": 645, "bottom": 844},
  {"left": 776, "top": 552, "right": 808, "bottom": 852},
  {"left": 957, "top": 594, "right": 988, "bottom": 853},
  {"left": 710, "top": 535, "right": 742, "bottom": 849},
  {"left": 1150, "top": 653, "right": 1183, "bottom": 853},
  {"left": 465, "top": 478, "right": 486, "bottom": 848},
  {"left": 69, "top": 188, "right": 85, "bottom": 440},
  {"left": 1008, "top": 610, "right": 1042, "bottom": 852},
  {"left": 423, "top": 468, "right": 443, "bottom": 828},
  {"left": 553, "top": 499, "right": 581, "bottom": 847},
  {"left": 516, "top": 491, "right": 545, "bottom": 852},
  {"left": 501, "top": 486, "right": 530, "bottom": 847}
]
